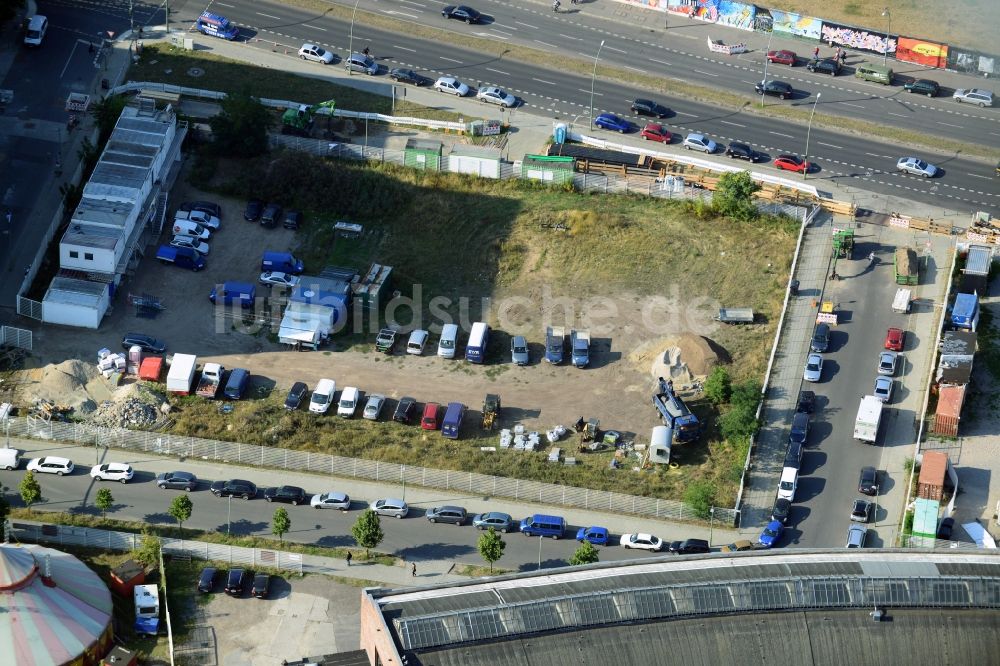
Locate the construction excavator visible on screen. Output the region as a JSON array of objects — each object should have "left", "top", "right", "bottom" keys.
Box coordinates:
[{"left": 281, "top": 99, "right": 336, "bottom": 137}]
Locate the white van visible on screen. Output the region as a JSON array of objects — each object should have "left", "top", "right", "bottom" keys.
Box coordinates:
[
  {"left": 175, "top": 209, "right": 220, "bottom": 230},
  {"left": 407, "top": 329, "right": 428, "bottom": 355},
  {"left": 437, "top": 324, "right": 458, "bottom": 358},
  {"left": 337, "top": 386, "right": 360, "bottom": 417},
  {"left": 309, "top": 378, "right": 336, "bottom": 414},
  {"left": 777, "top": 466, "right": 798, "bottom": 501},
  {"left": 24, "top": 15, "right": 48, "bottom": 47},
  {"left": 172, "top": 218, "right": 211, "bottom": 240},
  {"left": 0, "top": 447, "right": 21, "bottom": 470}
]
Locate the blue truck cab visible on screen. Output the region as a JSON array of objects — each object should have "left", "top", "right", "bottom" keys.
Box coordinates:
[
  {"left": 209, "top": 281, "right": 256, "bottom": 309},
  {"left": 261, "top": 251, "right": 304, "bottom": 275},
  {"left": 156, "top": 245, "right": 205, "bottom": 271},
  {"left": 196, "top": 12, "right": 239, "bottom": 40}
]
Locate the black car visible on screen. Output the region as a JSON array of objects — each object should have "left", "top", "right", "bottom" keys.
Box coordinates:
[
  {"left": 789, "top": 412, "right": 809, "bottom": 445},
  {"left": 156, "top": 470, "right": 198, "bottom": 491},
  {"left": 210, "top": 479, "right": 258, "bottom": 499},
  {"left": 179, "top": 200, "right": 222, "bottom": 220},
  {"left": 937, "top": 517, "right": 955, "bottom": 540},
  {"left": 244, "top": 199, "right": 263, "bottom": 222},
  {"left": 425, "top": 505, "right": 468, "bottom": 525},
  {"left": 285, "top": 382, "right": 308, "bottom": 410},
  {"left": 904, "top": 78, "right": 940, "bottom": 97},
  {"left": 225, "top": 568, "right": 248, "bottom": 596},
  {"left": 441, "top": 4, "right": 481, "bottom": 23},
  {"left": 755, "top": 80, "right": 793, "bottom": 99},
  {"left": 260, "top": 203, "right": 282, "bottom": 228},
  {"left": 390, "top": 68, "right": 430, "bottom": 86},
  {"left": 796, "top": 390, "right": 815, "bottom": 413},
  {"left": 197, "top": 567, "right": 217, "bottom": 593},
  {"left": 283, "top": 210, "right": 302, "bottom": 230},
  {"left": 783, "top": 440, "right": 802, "bottom": 469},
  {"left": 121, "top": 332, "right": 166, "bottom": 354},
  {"left": 771, "top": 497, "right": 791, "bottom": 524},
  {"left": 851, "top": 498, "right": 872, "bottom": 523},
  {"left": 252, "top": 573, "right": 270, "bottom": 599},
  {"left": 393, "top": 396, "right": 417, "bottom": 424},
  {"left": 263, "top": 485, "right": 307, "bottom": 505},
  {"left": 725, "top": 141, "right": 759, "bottom": 162},
  {"left": 858, "top": 466, "right": 879, "bottom": 496},
  {"left": 806, "top": 57, "right": 841, "bottom": 76},
  {"left": 667, "top": 538, "right": 710, "bottom": 554},
  {"left": 630, "top": 98, "right": 670, "bottom": 118},
  {"left": 810, "top": 322, "right": 830, "bottom": 353}
]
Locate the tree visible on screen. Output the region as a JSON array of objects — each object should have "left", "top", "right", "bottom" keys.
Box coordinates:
[
  {"left": 684, "top": 480, "right": 716, "bottom": 520},
  {"left": 477, "top": 527, "right": 506, "bottom": 573},
  {"left": 703, "top": 366, "right": 732, "bottom": 405},
  {"left": 271, "top": 507, "right": 291, "bottom": 544},
  {"left": 19, "top": 471, "right": 41, "bottom": 512},
  {"left": 168, "top": 495, "right": 194, "bottom": 534},
  {"left": 569, "top": 540, "right": 600, "bottom": 566},
  {"left": 132, "top": 528, "right": 161, "bottom": 568},
  {"left": 95, "top": 487, "right": 114, "bottom": 520},
  {"left": 351, "top": 508, "right": 384, "bottom": 558},
  {"left": 208, "top": 88, "right": 272, "bottom": 158},
  {"left": 90, "top": 94, "right": 128, "bottom": 144},
  {"left": 712, "top": 170, "right": 761, "bottom": 222}
]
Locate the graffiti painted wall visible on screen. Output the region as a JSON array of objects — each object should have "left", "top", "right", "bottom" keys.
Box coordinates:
[
  {"left": 821, "top": 22, "right": 896, "bottom": 55},
  {"left": 769, "top": 10, "right": 821, "bottom": 41},
  {"left": 716, "top": 1, "right": 755, "bottom": 31},
  {"left": 692, "top": 0, "right": 721, "bottom": 22},
  {"left": 895, "top": 37, "right": 948, "bottom": 69},
  {"left": 618, "top": 0, "right": 669, "bottom": 10},
  {"left": 947, "top": 48, "right": 997, "bottom": 77}
]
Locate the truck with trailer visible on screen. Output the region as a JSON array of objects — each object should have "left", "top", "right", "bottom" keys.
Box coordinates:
[
  {"left": 651, "top": 377, "right": 701, "bottom": 443},
  {"left": 166, "top": 353, "right": 198, "bottom": 395},
  {"left": 894, "top": 247, "right": 919, "bottom": 285},
  {"left": 196, "top": 363, "right": 225, "bottom": 398},
  {"left": 951, "top": 292, "right": 980, "bottom": 331},
  {"left": 545, "top": 326, "right": 565, "bottom": 364},
  {"left": 853, "top": 395, "right": 883, "bottom": 443},
  {"left": 570, "top": 329, "right": 590, "bottom": 368}
]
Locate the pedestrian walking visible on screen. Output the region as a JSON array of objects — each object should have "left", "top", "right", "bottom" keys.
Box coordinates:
[
  {"left": 411, "top": 562, "right": 417, "bottom": 577},
  {"left": 813, "top": 46, "right": 820, "bottom": 59},
  {"left": 346, "top": 551, "right": 353, "bottom": 567}
]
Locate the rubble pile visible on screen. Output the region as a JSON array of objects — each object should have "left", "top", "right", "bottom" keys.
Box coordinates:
[{"left": 89, "top": 397, "right": 159, "bottom": 428}]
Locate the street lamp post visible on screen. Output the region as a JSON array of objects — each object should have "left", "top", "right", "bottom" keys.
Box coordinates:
[
  {"left": 589, "top": 40, "right": 606, "bottom": 130},
  {"left": 538, "top": 535, "right": 543, "bottom": 570},
  {"left": 709, "top": 507, "right": 715, "bottom": 546},
  {"left": 881, "top": 7, "right": 891, "bottom": 67},
  {"left": 760, "top": 28, "right": 775, "bottom": 107},
  {"left": 227, "top": 495, "right": 232, "bottom": 535},
  {"left": 401, "top": 465, "right": 406, "bottom": 502},
  {"left": 348, "top": 0, "right": 363, "bottom": 76},
  {"left": 803, "top": 92, "right": 820, "bottom": 180}
]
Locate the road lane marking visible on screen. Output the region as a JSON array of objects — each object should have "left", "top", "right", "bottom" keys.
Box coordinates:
[
  {"left": 534, "top": 40, "right": 557, "bottom": 49},
  {"left": 394, "top": 45, "right": 417, "bottom": 52},
  {"left": 967, "top": 173, "right": 990, "bottom": 180},
  {"left": 216, "top": 2, "right": 235, "bottom": 6},
  {"left": 486, "top": 31, "right": 512, "bottom": 39},
  {"left": 817, "top": 142, "right": 843, "bottom": 149},
  {"left": 648, "top": 58, "right": 671, "bottom": 66},
  {"left": 515, "top": 21, "right": 538, "bottom": 29},
  {"left": 384, "top": 10, "right": 420, "bottom": 19},
  {"left": 486, "top": 68, "right": 511, "bottom": 76},
  {"left": 491, "top": 23, "right": 517, "bottom": 31},
  {"left": 605, "top": 46, "right": 626, "bottom": 54},
  {"left": 769, "top": 131, "right": 793, "bottom": 138},
  {"left": 306, "top": 24, "right": 327, "bottom": 31},
  {"left": 440, "top": 56, "right": 463, "bottom": 63},
  {"left": 533, "top": 78, "right": 557, "bottom": 86},
  {"left": 559, "top": 34, "right": 581, "bottom": 41},
  {"left": 578, "top": 89, "right": 602, "bottom": 95},
  {"left": 721, "top": 120, "right": 746, "bottom": 127},
  {"left": 61, "top": 40, "right": 87, "bottom": 79},
  {"left": 624, "top": 66, "right": 644, "bottom": 73},
  {"left": 693, "top": 69, "right": 718, "bottom": 77},
  {"left": 887, "top": 112, "right": 908, "bottom": 118},
  {"left": 256, "top": 12, "right": 281, "bottom": 19},
  {"left": 840, "top": 102, "right": 864, "bottom": 108},
  {"left": 937, "top": 121, "right": 962, "bottom": 128}
]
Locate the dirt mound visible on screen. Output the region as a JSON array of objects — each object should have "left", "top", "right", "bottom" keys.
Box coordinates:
[
  {"left": 630, "top": 333, "right": 725, "bottom": 383},
  {"left": 23, "top": 359, "right": 112, "bottom": 414}
]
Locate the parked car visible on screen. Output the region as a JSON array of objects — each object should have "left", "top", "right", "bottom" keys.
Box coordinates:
[
  {"left": 896, "top": 156, "right": 938, "bottom": 177},
  {"left": 252, "top": 573, "right": 270, "bottom": 599},
  {"left": 363, "top": 394, "right": 385, "bottom": 420},
  {"left": 803, "top": 353, "right": 823, "bottom": 382},
  {"left": 878, "top": 351, "right": 898, "bottom": 376},
  {"left": 796, "top": 390, "right": 815, "bottom": 413},
  {"left": 576, "top": 526, "right": 610, "bottom": 545},
  {"left": 873, "top": 376, "right": 894, "bottom": 403},
  {"left": 371, "top": 498, "right": 409, "bottom": 518},
  {"left": 473, "top": 511, "right": 514, "bottom": 532},
  {"left": 682, "top": 133, "right": 717, "bottom": 153},
  {"left": 260, "top": 203, "right": 282, "bottom": 228},
  {"left": 157, "top": 471, "right": 197, "bottom": 491},
  {"left": 725, "top": 141, "right": 759, "bottom": 162},
  {"left": 426, "top": 505, "right": 467, "bottom": 525},
  {"left": 755, "top": 79, "right": 793, "bottom": 99},
  {"left": 259, "top": 271, "right": 300, "bottom": 288},
  {"left": 594, "top": 113, "right": 631, "bottom": 133},
  {"left": 284, "top": 382, "right": 308, "bottom": 410},
  {"left": 510, "top": 335, "right": 529, "bottom": 365},
  {"left": 667, "top": 538, "right": 710, "bottom": 554},
  {"left": 719, "top": 540, "right": 755, "bottom": 552},
  {"left": 757, "top": 520, "right": 784, "bottom": 548},
  {"left": 810, "top": 322, "right": 830, "bottom": 352},
  {"left": 283, "top": 210, "right": 302, "bottom": 230},
  {"left": 390, "top": 68, "right": 430, "bottom": 86},
  {"left": 121, "top": 332, "right": 165, "bottom": 354},
  {"left": 771, "top": 497, "right": 791, "bottom": 524},
  {"left": 210, "top": 479, "right": 257, "bottom": 499},
  {"left": 620, "top": 533, "right": 663, "bottom": 551},
  {"left": 243, "top": 199, "right": 263, "bottom": 222},
  {"left": 26, "top": 456, "right": 73, "bottom": 476},
  {"left": 774, "top": 154, "right": 809, "bottom": 173},
  {"left": 170, "top": 235, "right": 210, "bottom": 255},
  {"left": 441, "top": 4, "right": 481, "bottom": 23},
  {"left": 953, "top": 88, "right": 993, "bottom": 107},
  {"left": 197, "top": 567, "right": 216, "bottom": 593},
  {"left": 789, "top": 412, "right": 809, "bottom": 445},
  {"left": 178, "top": 200, "right": 222, "bottom": 220},
  {"left": 434, "top": 76, "right": 470, "bottom": 96},
  {"left": 630, "top": 98, "right": 669, "bottom": 118},
  {"left": 344, "top": 52, "right": 378, "bottom": 75},
  {"left": 858, "top": 466, "right": 879, "bottom": 495},
  {"left": 311, "top": 491, "right": 351, "bottom": 510},
  {"left": 640, "top": 123, "right": 671, "bottom": 143},
  {"left": 406, "top": 329, "right": 428, "bottom": 355},
  {"left": 263, "top": 485, "right": 307, "bottom": 505},
  {"left": 851, "top": 498, "right": 872, "bottom": 523},
  {"left": 298, "top": 43, "right": 334, "bottom": 64},
  {"left": 846, "top": 524, "right": 867, "bottom": 548},
  {"left": 90, "top": 462, "right": 133, "bottom": 483},
  {"left": 476, "top": 86, "right": 516, "bottom": 108},
  {"left": 421, "top": 402, "right": 441, "bottom": 430},
  {"left": 806, "top": 57, "right": 841, "bottom": 75},
  {"left": 885, "top": 327, "right": 905, "bottom": 351},
  {"left": 903, "top": 78, "right": 940, "bottom": 97},
  {"left": 393, "top": 397, "right": 417, "bottom": 424},
  {"left": 766, "top": 49, "right": 797, "bottom": 66},
  {"left": 224, "top": 568, "right": 248, "bottom": 595},
  {"left": 937, "top": 517, "right": 955, "bottom": 540}
]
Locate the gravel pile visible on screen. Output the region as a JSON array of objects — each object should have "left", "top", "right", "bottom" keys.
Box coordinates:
[{"left": 89, "top": 397, "right": 159, "bottom": 428}]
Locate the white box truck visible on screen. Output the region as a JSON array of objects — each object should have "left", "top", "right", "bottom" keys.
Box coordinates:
[
  {"left": 892, "top": 288, "right": 911, "bottom": 314},
  {"left": 853, "top": 395, "right": 883, "bottom": 443},
  {"left": 166, "top": 354, "right": 198, "bottom": 395}
]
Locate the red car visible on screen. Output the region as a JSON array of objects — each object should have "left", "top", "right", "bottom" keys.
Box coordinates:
[
  {"left": 774, "top": 154, "right": 809, "bottom": 173},
  {"left": 640, "top": 123, "right": 671, "bottom": 143},
  {"left": 767, "top": 50, "right": 797, "bottom": 66},
  {"left": 884, "top": 327, "right": 905, "bottom": 351},
  {"left": 421, "top": 403, "right": 440, "bottom": 430}
]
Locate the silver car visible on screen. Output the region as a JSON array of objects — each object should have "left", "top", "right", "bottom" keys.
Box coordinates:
[
  {"left": 472, "top": 511, "right": 514, "bottom": 532},
  {"left": 952, "top": 88, "right": 993, "bottom": 107},
  {"left": 803, "top": 353, "right": 823, "bottom": 382},
  {"left": 896, "top": 157, "right": 937, "bottom": 178},
  {"left": 510, "top": 335, "right": 529, "bottom": 365},
  {"left": 298, "top": 43, "right": 334, "bottom": 64},
  {"left": 363, "top": 394, "right": 385, "bottom": 420},
  {"left": 311, "top": 491, "right": 351, "bottom": 510},
  {"left": 371, "top": 497, "right": 409, "bottom": 518},
  {"left": 476, "top": 86, "right": 516, "bottom": 108},
  {"left": 434, "top": 76, "right": 469, "bottom": 96},
  {"left": 873, "top": 376, "right": 893, "bottom": 403},
  {"left": 877, "top": 351, "right": 898, "bottom": 376},
  {"left": 682, "top": 133, "right": 717, "bottom": 154},
  {"left": 846, "top": 524, "right": 867, "bottom": 548},
  {"left": 345, "top": 52, "right": 378, "bottom": 75},
  {"left": 170, "top": 235, "right": 210, "bottom": 255}
]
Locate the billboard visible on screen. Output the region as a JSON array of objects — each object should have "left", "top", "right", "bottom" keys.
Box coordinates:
[
  {"left": 946, "top": 48, "right": 997, "bottom": 77},
  {"left": 895, "top": 37, "right": 948, "bottom": 69}
]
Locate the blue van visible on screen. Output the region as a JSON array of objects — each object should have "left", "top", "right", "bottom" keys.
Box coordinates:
[
  {"left": 209, "top": 281, "right": 256, "bottom": 309},
  {"left": 156, "top": 245, "right": 205, "bottom": 271},
  {"left": 441, "top": 402, "right": 465, "bottom": 439},
  {"left": 223, "top": 368, "right": 250, "bottom": 400},
  {"left": 519, "top": 514, "right": 565, "bottom": 539},
  {"left": 260, "top": 251, "right": 304, "bottom": 275},
  {"left": 196, "top": 12, "right": 239, "bottom": 40},
  {"left": 465, "top": 322, "right": 489, "bottom": 363}
]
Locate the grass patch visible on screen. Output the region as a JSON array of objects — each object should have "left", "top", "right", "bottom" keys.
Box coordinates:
[{"left": 454, "top": 564, "right": 512, "bottom": 577}]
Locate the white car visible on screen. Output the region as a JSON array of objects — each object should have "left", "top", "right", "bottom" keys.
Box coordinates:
[
  {"left": 27, "top": 456, "right": 74, "bottom": 476},
  {"left": 371, "top": 497, "right": 409, "bottom": 518},
  {"left": 259, "top": 271, "right": 300, "bottom": 288},
  {"left": 407, "top": 329, "right": 429, "bottom": 355},
  {"left": 178, "top": 209, "right": 220, "bottom": 230},
  {"left": 952, "top": 88, "right": 993, "bottom": 107},
  {"left": 476, "top": 86, "right": 516, "bottom": 108},
  {"left": 90, "top": 462, "right": 134, "bottom": 483},
  {"left": 877, "top": 351, "right": 898, "bottom": 376},
  {"left": 682, "top": 133, "right": 717, "bottom": 154},
  {"left": 896, "top": 157, "right": 937, "bottom": 178},
  {"left": 620, "top": 533, "right": 663, "bottom": 551},
  {"left": 298, "top": 43, "right": 334, "bottom": 64},
  {"left": 310, "top": 491, "right": 351, "bottom": 510},
  {"left": 363, "top": 394, "right": 385, "bottom": 420},
  {"left": 803, "top": 353, "right": 823, "bottom": 382},
  {"left": 434, "top": 76, "right": 470, "bottom": 96},
  {"left": 873, "top": 376, "right": 893, "bottom": 403},
  {"left": 170, "top": 235, "right": 210, "bottom": 255}
]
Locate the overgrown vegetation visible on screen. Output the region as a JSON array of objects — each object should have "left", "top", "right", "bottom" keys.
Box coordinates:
[
  {"left": 208, "top": 88, "right": 272, "bottom": 158},
  {"left": 712, "top": 171, "right": 762, "bottom": 223}
]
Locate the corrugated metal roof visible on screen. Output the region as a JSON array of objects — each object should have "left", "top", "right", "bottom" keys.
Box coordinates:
[
  {"left": 48, "top": 276, "right": 109, "bottom": 297},
  {"left": 450, "top": 144, "right": 501, "bottom": 159},
  {"left": 61, "top": 221, "right": 120, "bottom": 249},
  {"left": 71, "top": 197, "right": 133, "bottom": 229},
  {"left": 964, "top": 244, "right": 993, "bottom": 276},
  {"left": 546, "top": 142, "right": 648, "bottom": 166}
]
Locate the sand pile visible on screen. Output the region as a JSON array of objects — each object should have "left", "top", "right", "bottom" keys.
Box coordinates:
[
  {"left": 23, "top": 359, "right": 113, "bottom": 414},
  {"left": 629, "top": 333, "right": 725, "bottom": 384}
]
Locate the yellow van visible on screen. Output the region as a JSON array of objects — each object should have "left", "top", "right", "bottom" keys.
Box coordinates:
[{"left": 855, "top": 62, "right": 893, "bottom": 85}]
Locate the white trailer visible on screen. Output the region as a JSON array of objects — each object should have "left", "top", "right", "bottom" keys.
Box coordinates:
[
  {"left": 892, "top": 288, "right": 911, "bottom": 314},
  {"left": 166, "top": 353, "right": 197, "bottom": 394},
  {"left": 853, "top": 395, "right": 883, "bottom": 443}
]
